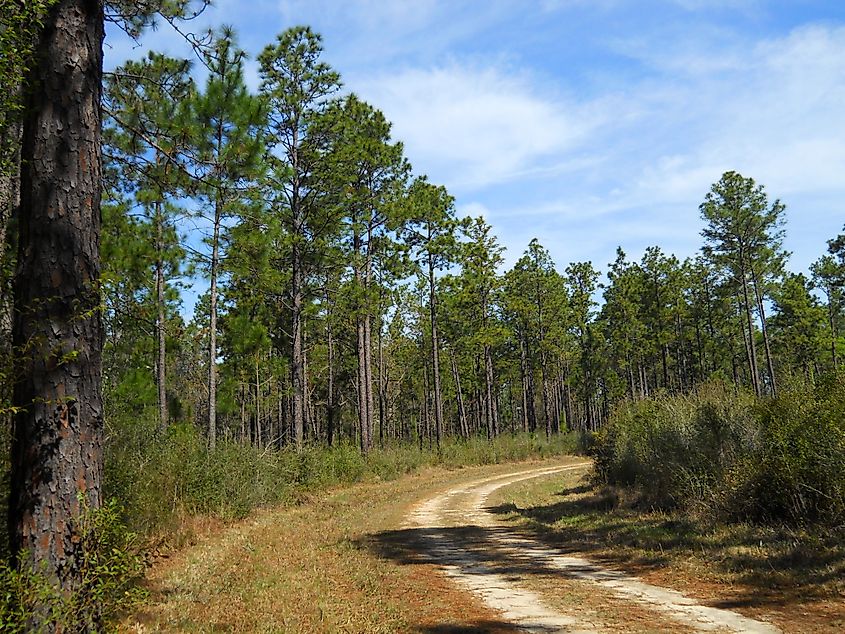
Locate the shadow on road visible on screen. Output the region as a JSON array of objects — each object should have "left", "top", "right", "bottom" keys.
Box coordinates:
[
  {"left": 482, "top": 482, "right": 845, "bottom": 610},
  {"left": 413, "top": 621, "right": 523, "bottom": 633}
]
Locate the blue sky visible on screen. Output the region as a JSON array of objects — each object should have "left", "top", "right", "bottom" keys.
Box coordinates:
[{"left": 106, "top": 0, "right": 845, "bottom": 311}]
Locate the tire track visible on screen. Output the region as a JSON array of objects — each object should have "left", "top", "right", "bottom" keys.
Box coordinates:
[{"left": 406, "top": 462, "right": 780, "bottom": 633}]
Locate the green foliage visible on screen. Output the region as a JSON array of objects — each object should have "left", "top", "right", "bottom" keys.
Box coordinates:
[
  {"left": 0, "top": 499, "right": 146, "bottom": 632},
  {"left": 104, "top": 406, "right": 579, "bottom": 539},
  {"left": 592, "top": 377, "right": 845, "bottom": 525}
]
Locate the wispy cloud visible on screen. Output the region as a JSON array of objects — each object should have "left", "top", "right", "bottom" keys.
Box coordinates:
[
  {"left": 436, "top": 21, "right": 845, "bottom": 273},
  {"left": 355, "top": 62, "right": 603, "bottom": 190}
]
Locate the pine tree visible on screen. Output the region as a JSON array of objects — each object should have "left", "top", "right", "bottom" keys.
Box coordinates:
[
  {"left": 811, "top": 254, "right": 844, "bottom": 370},
  {"left": 402, "top": 178, "right": 460, "bottom": 450},
  {"left": 103, "top": 52, "right": 193, "bottom": 429},
  {"left": 700, "top": 171, "right": 787, "bottom": 396},
  {"left": 188, "top": 28, "right": 265, "bottom": 448},
  {"left": 258, "top": 26, "right": 341, "bottom": 450},
  {"left": 321, "top": 96, "right": 409, "bottom": 453}
]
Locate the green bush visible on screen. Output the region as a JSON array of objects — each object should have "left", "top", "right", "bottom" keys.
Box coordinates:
[
  {"left": 746, "top": 376, "right": 845, "bottom": 523},
  {"left": 0, "top": 498, "right": 146, "bottom": 633},
  {"left": 592, "top": 375, "right": 845, "bottom": 526},
  {"left": 104, "top": 414, "right": 580, "bottom": 540}
]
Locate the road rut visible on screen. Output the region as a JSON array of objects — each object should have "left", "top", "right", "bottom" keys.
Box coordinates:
[{"left": 405, "top": 463, "right": 781, "bottom": 633}]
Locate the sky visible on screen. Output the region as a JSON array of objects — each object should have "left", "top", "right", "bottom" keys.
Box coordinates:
[{"left": 105, "top": 0, "right": 845, "bottom": 312}]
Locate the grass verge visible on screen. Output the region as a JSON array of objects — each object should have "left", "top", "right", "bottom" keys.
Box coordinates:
[{"left": 123, "top": 460, "right": 572, "bottom": 633}]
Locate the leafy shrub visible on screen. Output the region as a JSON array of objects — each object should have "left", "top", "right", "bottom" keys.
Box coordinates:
[
  {"left": 103, "top": 413, "right": 580, "bottom": 541},
  {"left": 592, "top": 375, "right": 845, "bottom": 526},
  {"left": 745, "top": 375, "right": 845, "bottom": 523}
]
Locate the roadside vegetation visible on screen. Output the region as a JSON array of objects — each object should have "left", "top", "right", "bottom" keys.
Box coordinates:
[
  {"left": 490, "top": 452, "right": 845, "bottom": 632},
  {"left": 1, "top": 0, "right": 845, "bottom": 630},
  {"left": 0, "top": 428, "right": 576, "bottom": 631},
  {"left": 590, "top": 376, "right": 845, "bottom": 526}
]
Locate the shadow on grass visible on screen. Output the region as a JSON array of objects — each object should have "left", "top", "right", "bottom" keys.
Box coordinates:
[{"left": 483, "top": 482, "right": 845, "bottom": 608}]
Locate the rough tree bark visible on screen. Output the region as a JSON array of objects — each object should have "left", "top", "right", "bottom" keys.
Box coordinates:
[
  {"left": 0, "top": 118, "right": 22, "bottom": 348},
  {"left": 9, "top": 0, "right": 105, "bottom": 598}
]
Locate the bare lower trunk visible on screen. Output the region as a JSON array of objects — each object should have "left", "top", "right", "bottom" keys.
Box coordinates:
[
  {"left": 378, "top": 317, "right": 386, "bottom": 445},
  {"left": 451, "top": 349, "right": 468, "bottom": 438},
  {"left": 208, "top": 206, "right": 220, "bottom": 448},
  {"left": 363, "top": 314, "right": 375, "bottom": 449},
  {"left": 1, "top": 117, "right": 21, "bottom": 356},
  {"left": 356, "top": 314, "right": 370, "bottom": 453},
  {"left": 828, "top": 300, "right": 838, "bottom": 370},
  {"left": 155, "top": 201, "right": 168, "bottom": 430},
  {"left": 739, "top": 263, "right": 761, "bottom": 396},
  {"left": 541, "top": 360, "right": 553, "bottom": 437},
  {"left": 291, "top": 262, "right": 305, "bottom": 450},
  {"left": 750, "top": 266, "right": 777, "bottom": 396},
  {"left": 428, "top": 255, "right": 444, "bottom": 450},
  {"left": 326, "top": 313, "right": 335, "bottom": 446},
  {"left": 10, "top": 0, "right": 105, "bottom": 609},
  {"left": 519, "top": 334, "right": 535, "bottom": 432},
  {"left": 0, "top": 117, "right": 21, "bottom": 445},
  {"left": 484, "top": 345, "right": 498, "bottom": 438}
]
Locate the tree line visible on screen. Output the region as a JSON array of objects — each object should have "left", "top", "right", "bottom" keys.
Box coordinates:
[{"left": 98, "top": 27, "right": 845, "bottom": 456}]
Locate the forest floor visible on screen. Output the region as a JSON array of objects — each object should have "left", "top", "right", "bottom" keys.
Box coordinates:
[{"left": 123, "top": 457, "right": 845, "bottom": 633}]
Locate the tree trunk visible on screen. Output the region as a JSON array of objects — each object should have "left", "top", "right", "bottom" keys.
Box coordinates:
[
  {"left": 356, "top": 313, "right": 370, "bottom": 453},
  {"left": 255, "top": 354, "right": 262, "bottom": 449},
  {"left": 519, "top": 333, "right": 535, "bottom": 432},
  {"left": 155, "top": 199, "right": 168, "bottom": 431},
  {"left": 377, "top": 315, "right": 386, "bottom": 446},
  {"left": 738, "top": 262, "right": 761, "bottom": 396},
  {"left": 326, "top": 309, "right": 335, "bottom": 446},
  {"left": 828, "top": 297, "right": 838, "bottom": 370},
  {"left": 363, "top": 313, "right": 375, "bottom": 449},
  {"left": 208, "top": 202, "right": 220, "bottom": 448},
  {"left": 1, "top": 117, "right": 21, "bottom": 357},
  {"left": 450, "top": 348, "right": 468, "bottom": 438},
  {"left": 750, "top": 265, "right": 777, "bottom": 396},
  {"left": 10, "top": 0, "right": 105, "bottom": 605},
  {"left": 541, "top": 361, "right": 553, "bottom": 437},
  {"left": 427, "top": 254, "right": 444, "bottom": 450},
  {"left": 291, "top": 255, "right": 305, "bottom": 450},
  {"left": 0, "top": 113, "right": 21, "bottom": 452},
  {"left": 484, "top": 344, "right": 498, "bottom": 438}
]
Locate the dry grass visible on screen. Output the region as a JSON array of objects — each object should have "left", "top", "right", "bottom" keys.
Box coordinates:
[
  {"left": 123, "top": 461, "right": 562, "bottom": 633},
  {"left": 488, "top": 469, "right": 845, "bottom": 633}
]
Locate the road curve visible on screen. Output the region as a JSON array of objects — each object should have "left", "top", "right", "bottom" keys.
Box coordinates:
[{"left": 405, "top": 462, "right": 781, "bottom": 634}]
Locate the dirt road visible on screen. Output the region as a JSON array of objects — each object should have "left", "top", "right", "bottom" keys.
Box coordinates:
[{"left": 405, "top": 463, "right": 781, "bottom": 633}]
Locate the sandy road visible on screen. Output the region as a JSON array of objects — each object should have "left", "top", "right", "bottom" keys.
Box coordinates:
[{"left": 405, "top": 462, "right": 781, "bottom": 634}]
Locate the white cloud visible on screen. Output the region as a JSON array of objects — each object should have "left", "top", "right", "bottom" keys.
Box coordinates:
[
  {"left": 626, "top": 25, "right": 845, "bottom": 204},
  {"left": 355, "top": 63, "right": 602, "bottom": 190},
  {"left": 453, "top": 22, "right": 845, "bottom": 272}
]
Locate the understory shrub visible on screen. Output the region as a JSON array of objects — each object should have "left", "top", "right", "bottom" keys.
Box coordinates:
[
  {"left": 0, "top": 499, "right": 146, "bottom": 633},
  {"left": 104, "top": 412, "right": 580, "bottom": 539},
  {"left": 591, "top": 375, "right": 845, "bottom": 526}
]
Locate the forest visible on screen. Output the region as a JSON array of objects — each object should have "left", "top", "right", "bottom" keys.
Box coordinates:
[
  {"left": 1, "top": 1, "right": 844, "bottom": 631},
  {"left": 95, "top": 27, "right": 842, "bottom": 450}
]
